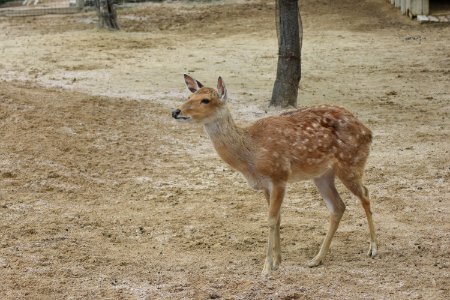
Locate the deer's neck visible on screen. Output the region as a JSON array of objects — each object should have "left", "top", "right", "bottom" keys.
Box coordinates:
[{"left": 204, "top": 108, "right": 253, "bottom": 174}]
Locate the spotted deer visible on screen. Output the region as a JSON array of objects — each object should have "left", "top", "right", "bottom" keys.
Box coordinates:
[{"left": 172, "top": 75, "right": 378, "bottom": 273}]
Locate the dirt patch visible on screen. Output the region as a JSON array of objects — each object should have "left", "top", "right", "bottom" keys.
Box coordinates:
[{"left": 0, "top": 0, "right": 449, "bottom": 299}]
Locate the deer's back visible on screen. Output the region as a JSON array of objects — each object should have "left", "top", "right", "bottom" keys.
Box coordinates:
[{"left": 246, "top": 105, "right": 372, "bottom": 181}]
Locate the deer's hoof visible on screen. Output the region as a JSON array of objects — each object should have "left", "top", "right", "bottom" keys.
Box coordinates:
[
  {"left": 368, "top": 243, "right": 378, "bottom": 257},
  {"left": 307, "top": 258, "right": 323, "bottom": 268},
  {"left": 262, "top": 261, "right": 274, "bottom": 275},
  {"left": 273, "top": 255, "right": 281, "bottom": 270}
]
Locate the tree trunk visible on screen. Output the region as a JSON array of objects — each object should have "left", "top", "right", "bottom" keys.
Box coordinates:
[
  {"left": 270, "top": 0, "right": 302, "bottom": 107},
  {"left": 96, "top": 0, "right": 120, "bottom": 30}
]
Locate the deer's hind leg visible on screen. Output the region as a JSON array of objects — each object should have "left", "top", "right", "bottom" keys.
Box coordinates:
[
  {"left": 309, "top": 169, "right": 346, "bottom": 267},
  {"left": 337, "top": 169, "right": 378, "bottom": 258}
]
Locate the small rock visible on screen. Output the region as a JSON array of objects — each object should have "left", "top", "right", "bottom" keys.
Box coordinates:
[
  {"left": 2, "top": 172, "right": 15, "bottom": 178},
  {"left": 428, "top": 16, "right": 439, "bottom": 22},
  {"left": 0, "top": 258, "right": 9, "bottom": 268},
  {"left": 386, "top": 90, "right": 397, "bottom": 96},
  {"left": 417, "top": 15, "right": 429, "bottom": 23}
]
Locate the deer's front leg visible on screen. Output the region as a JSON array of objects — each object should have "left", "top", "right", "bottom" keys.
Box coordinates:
[
  {"left": 262, "top": 183, "right": 285, "bottom": 274},
  {"left": 263, "top": 188, "right": 282, "bottom": 270},
  {"left": 273, "top": 213, "right": 281, "bottom": 269}
]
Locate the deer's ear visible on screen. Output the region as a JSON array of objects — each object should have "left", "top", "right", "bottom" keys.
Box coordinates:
[
  {"left": 184, "top": 74, "right": 203, "bottom": 93},
  {"left": 217, "top": 76, "right": 227, "bottom": 102}
]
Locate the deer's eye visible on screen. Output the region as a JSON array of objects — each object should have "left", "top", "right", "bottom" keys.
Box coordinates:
[{"left": 201, "top": 99, "right": 210, "bottom": 104}]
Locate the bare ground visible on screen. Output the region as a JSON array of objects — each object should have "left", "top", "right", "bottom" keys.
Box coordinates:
[{"left": 0, "top": 0, "right": 449, "bottom": 299}]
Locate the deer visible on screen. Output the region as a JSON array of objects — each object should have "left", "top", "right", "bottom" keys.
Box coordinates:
[{"left": 172, "top": 75, "right": 378, "bottom": 274}]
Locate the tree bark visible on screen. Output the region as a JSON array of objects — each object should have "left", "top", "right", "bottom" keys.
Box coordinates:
[
  {"left": 96, "top": 0, "right": 120, "bottom": 30},
  {"left": 270, "top": 0, "right": 302, "bottom": 107}
]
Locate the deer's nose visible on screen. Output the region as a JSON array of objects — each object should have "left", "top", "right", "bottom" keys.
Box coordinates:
[{"left": 172, "top": 109, "right": 181, "bottom": 119}]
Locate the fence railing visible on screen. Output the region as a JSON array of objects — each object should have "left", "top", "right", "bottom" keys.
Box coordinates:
[{"left": 0, "top": 0, "right": 85, "bottom": 17}]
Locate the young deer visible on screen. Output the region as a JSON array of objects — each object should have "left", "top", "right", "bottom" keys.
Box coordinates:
[{"left": 172, "top": 75, "right": 377, "bottom": 273}]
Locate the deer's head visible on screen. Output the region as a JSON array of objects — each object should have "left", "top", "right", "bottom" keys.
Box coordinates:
[{"left": 172, "top": 74, "right": 228, "bottom": 124}]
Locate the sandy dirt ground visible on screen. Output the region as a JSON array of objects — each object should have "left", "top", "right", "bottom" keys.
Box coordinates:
[{"left": 0, "top": 0, "right": 449, "bottom": 299}]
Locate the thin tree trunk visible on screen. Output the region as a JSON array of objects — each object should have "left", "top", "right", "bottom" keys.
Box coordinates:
[
  {"left": 96, "top": 0, "right": 120, "bottom": 30},
  {"left": 270, "top": 0, "right": 302, "bottom": 107}
]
